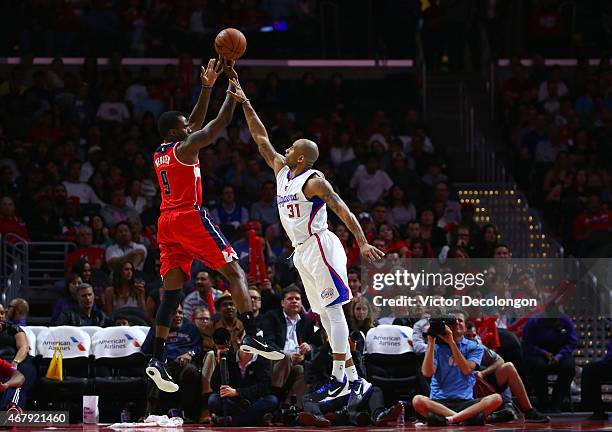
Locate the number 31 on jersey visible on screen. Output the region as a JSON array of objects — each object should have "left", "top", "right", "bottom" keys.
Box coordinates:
[{"left": 287, "top": 203, "right": 301, "bottom": 218}]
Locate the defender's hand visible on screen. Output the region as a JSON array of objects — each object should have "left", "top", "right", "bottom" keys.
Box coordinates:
[
  {"left": 227, "top": 78, "right": 248, "bottom": 104},
  {"left": 360, "top": 243, "right": 385, "bottom": 262}
]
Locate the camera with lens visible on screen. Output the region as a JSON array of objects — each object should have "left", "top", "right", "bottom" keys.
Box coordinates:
[{"left": 426, "top": 314, "right": 458, "bottom": 338}]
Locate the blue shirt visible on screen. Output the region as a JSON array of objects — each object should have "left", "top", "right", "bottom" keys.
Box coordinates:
[
  {"left": 430, "top": 337, "right": 483, "bottom": 401},
  {"left": 142, "top": 320, "right": 202, "bottom": 363}
]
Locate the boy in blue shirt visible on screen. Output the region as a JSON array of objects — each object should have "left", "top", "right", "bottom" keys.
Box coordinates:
[{"left": 412, "top": 309, "right": 502, "bottom": 426}]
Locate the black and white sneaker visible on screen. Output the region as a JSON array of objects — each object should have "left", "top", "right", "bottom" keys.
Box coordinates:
[
  {"left": 347, "top": 378, "right": 373, "bottom": 411},
  {"left": 146, "top": 359, "right": 179, "bottom": 393},
  {"left": 304, "top": 376, "right": 350, "bottom": 404},
  {"left": 240, "top": 335, "right": 284, "bottom": 361}
]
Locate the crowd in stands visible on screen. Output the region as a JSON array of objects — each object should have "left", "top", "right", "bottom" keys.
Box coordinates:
[
  {"left": 0, "top": 16, "right": 610, "bottom": 424},
  {"left": 498, "top": 57, "right": 612, "bottom": 257}
]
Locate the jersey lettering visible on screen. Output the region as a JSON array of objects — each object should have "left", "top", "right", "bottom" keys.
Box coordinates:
[{"left": 154, "top": 142, "right": 202, "bottom": 211}]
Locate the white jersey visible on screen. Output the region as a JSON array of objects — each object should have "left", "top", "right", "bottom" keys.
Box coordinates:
[{"left": 276, "top": 166, "right": 328, "bottom": 247}]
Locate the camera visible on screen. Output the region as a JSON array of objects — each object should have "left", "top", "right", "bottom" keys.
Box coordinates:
[{"left": 426, "top": 314, "right": 458, "bottom": 338}]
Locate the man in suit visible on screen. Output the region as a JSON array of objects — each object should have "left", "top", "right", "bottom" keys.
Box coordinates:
[{"left": 261, "top": 286, "right": 316, "bottom": 405}]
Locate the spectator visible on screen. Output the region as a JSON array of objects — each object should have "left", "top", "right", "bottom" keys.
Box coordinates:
[
  {"left": 346, "top": 296, "right": 378, "bottom": 335},
  {"left": 103, "top": 261, "right": 146, "bottom": 317},
  {"left": 422, "top": 160, "right": 449, "bottom": 190},
  {"left": 125, "top": 179, "right": 147, "bottom": 214},
  {"left": 201, "top": 292, "right": 245, "bottom": 352},
  {"left": 0, "top": 304, "right": 34, "bottom": 410},
  {"left": 250, "top": 181, "right": 279, "bottom": 227},
  {"left": 473, "top": 224, "right": 499, "bottom": 258},
  {"left": 0, "top": 357, "right": 25, "bottom": 410},
  {"left": 0, "top": 196, "right": 30, "bottom": 241},
  {"left": 572, "top": 193, "right": 611, "bottom": 242},
  {"left": 261, "top": 287, "right": 315, "bottom": 404},
  {"left": 104, "top": 221, "right": 147, "bottom": 271},
  {"left": 412, "top": 309, "right": 502, "bottom": 426},
  {"left": 433, "top": 182, "right": 462, "bottom": 227},
  {"left": 65, "top": 225, "right": 105, "bottom": 271},
  {"left": 522, "top": 303, "right": 578, "bottom": 412},
  {"left": 350, "top": 155, "right": 393, "bottom": 206},
  {"left": 57, "top": 283, "right": 113, "bottom": 327},
  {"left": 183, "top": 271, "right": 223, "bottom": 321},
  {"left": 100, "top": 188, "right": 140, "bottom": 228},
  {"left": 90, "top": 214, "right": 112, "bottom": 247},
  {"left": 193, "top": 307, "right": 212, "bottom": 335},
  {"left": 51, "top": 273, "right": 82, "bottom": 325},
  {"left": 62, "top": 160, "right": 105, "bottom": 206},
  {"left": 371, "top": 202, "right": 389, "bottom": 227},
  {"left": 208, "top": 329, "right": 278, "bottom": 426},
  {"left": 71, "top": 258, "right": 107, "bottom": 304},
  {"left": 465, "top": 322, "right": 549, "bottom": 423},
  {"left": 387, "top": 185, "right": 416, "bottom": 228},
  {"left": 243, "top": 158, "right": 275, "bottom": 198},
  {"left": 6, "top": 298, "right": 28, "bottom": 327},
  {"left": 96, "top": 88, "right": 130, "bottom": 123},
  {"left": 347, "top": 268, "right": 363, "bottom": 299},
  {"left": 418, "top": 207, "right": 446, "bottom": 253},
  {"left": 580, "top": 336, "right": 612, "bottom": 420},
  {"left": 378, "top": 223, "right": 408, "bottom": 256},
  {"left": 126, "top": 216, "right": 152, "bottom": 250},
  {"left": 211, "top": 185, "right": 249, "bottom": 233},
  {"left": 143, "top": 304, "right": 202, "bottom": 422}
]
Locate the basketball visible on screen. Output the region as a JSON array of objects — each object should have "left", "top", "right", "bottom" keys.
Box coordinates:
[{"left": 214, "top": 28, "right": 247, "bottom": 61}]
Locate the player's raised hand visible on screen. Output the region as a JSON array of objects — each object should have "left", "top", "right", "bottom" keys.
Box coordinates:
[
  {"left": 360, "top": 243, "right": 385, "bottom": 262},
  {"left": 200, "top": 58, "right": 223, "bottom": 88},
  {"left": 226, "top": 78, "right": 249, "bottom": 104},
  {"left": 221, "top": 57, "right": 238, "bottom": 80}
]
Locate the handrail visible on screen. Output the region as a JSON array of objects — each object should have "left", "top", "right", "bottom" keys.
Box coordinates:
[
  {"left": 459, "top": 86, "right": 564, "bottom": 258},
  {"left": 415, "top": 18, "right": 427, "bottom": 120}
]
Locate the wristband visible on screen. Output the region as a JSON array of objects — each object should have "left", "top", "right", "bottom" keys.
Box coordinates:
[{"left": 202, "top": 85, "right": 213, "bottom": 89}]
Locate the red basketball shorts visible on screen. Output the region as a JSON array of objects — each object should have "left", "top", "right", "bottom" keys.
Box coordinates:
[{"left": 157, "top": 207, "right": 238, "bottom": 279}]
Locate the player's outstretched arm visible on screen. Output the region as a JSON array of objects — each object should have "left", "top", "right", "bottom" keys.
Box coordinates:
[
  {"left": 303, "top": 177, "right": 385, "bottom": 263},
  {"left": 177, "top": 83, "right": 237, "bottom": 162},
  {"left": 227, "top": 78, "right": 285, "bottom": 176},
  {"left": 187, "top": 58, "right": 223, "bottom": 132}
]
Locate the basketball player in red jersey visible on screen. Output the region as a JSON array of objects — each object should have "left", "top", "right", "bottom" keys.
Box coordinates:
[{"left": 147, "top": 59, "right": 282, "bottom": 393}]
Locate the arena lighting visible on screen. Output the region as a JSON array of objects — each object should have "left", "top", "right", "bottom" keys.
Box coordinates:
[
  {"left": 497, "top": 58, "right": 603, "bottom": 66},
  {"left": 1, "top": 57, "right": 415, "bottom": 67}
]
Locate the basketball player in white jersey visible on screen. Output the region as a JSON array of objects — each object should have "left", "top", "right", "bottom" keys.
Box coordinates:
[{"left": 227, "top": 78, "right": 385, "bottom": 407}]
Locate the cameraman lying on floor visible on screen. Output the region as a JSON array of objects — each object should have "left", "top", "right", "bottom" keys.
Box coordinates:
[{"left": 412, "top": 309, "right": 502, "bottom": 426}]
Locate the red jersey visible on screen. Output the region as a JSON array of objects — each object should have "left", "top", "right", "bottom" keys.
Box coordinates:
[
  {"left": 0, "top": 358, "right": 16, "bottom": 383},
  {"left": 154, "top": 142, "right": 202, "bottom": 211}
]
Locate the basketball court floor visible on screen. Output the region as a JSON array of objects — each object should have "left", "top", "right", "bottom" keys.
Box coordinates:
[{"left": 8, "top": 415, "right": 611, "bottom": 431}]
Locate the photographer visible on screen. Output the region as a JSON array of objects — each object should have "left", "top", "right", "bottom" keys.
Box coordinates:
[
  {"left": 412, "top": 309, "right": 502, "bottom": 426},
  {"left": 208, "top": 328, "right": 278, "bottom": 426}
]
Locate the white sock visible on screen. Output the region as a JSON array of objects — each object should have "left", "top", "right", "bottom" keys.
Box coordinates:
[
  {"left": 331, "top": 360, "right": 345, "bottom": 381},
  {"left": 445, "top": 416, "right": 454, "bottom": 424},
  {"left": 346, "top": 365, "right": 359, "bottom": 382}
]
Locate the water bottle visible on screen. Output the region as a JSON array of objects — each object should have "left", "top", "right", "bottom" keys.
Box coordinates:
[
  {"left": 120, "top": 404, "right": 130, "bottom": 423},
  {"left": 396, "top": 401, "right": 405, "bottom": 427}
]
